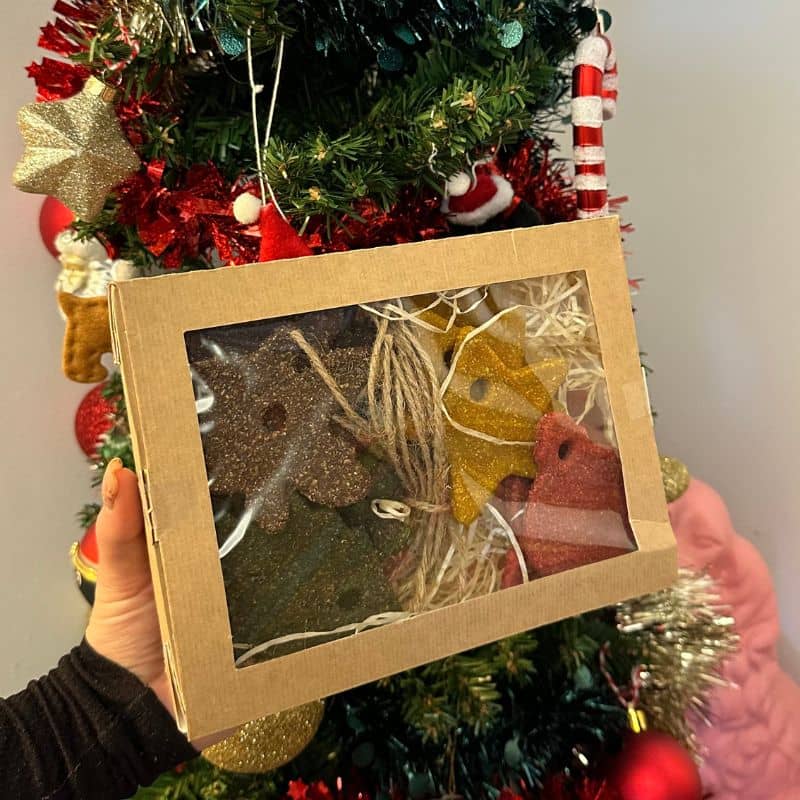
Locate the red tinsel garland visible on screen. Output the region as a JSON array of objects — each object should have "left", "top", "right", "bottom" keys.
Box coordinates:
[
  {"left": 282, "top": 778, "right": 619, "bottom": 800},
  {"left": 303, "top": 190, "right": 449, "bottom": 255},
  {"left": 27, "top": 0, "right": 172, "bottom": 138},
  {"left": 38, "top": 21, "right": 83, "bottom": 57},
  {"left": 26, "top": 57, "right": 90, "bottom": 102},
  {"left": 287, "top": 780, "right": 335, "bottom": 800},
  {"left": 502, "top": 139, "right": 578, "bottom": 225},
  {"left": 116, "top": 161, "right": 262, "bottom": 268},
  {"left": 113, "top": 139, "right": 600, "bottom": 269},
  {"left": 302, "top": 140, "right": 583, "bottom": 256},
  {"left": 116, "top": 88, "right": 173, "bottom": 148},
  {"left": 27, "top": 0, "right": 105, "bottom": 100}
]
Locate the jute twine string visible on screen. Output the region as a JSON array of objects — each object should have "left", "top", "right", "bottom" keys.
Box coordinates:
[{"left": 290, "top": 323, "right": 456, "bottom": 611}]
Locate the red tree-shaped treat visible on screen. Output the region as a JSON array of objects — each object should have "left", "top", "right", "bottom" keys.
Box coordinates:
[{"left": 503, "top": 412, "right": 635, "bottom": 586}]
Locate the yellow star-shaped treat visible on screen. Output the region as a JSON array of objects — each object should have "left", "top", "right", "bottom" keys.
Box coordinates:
[
  {"left": 13, "top": 77, "right": 140, "bottom": 220},
  {"left": 421, "top": 310, "right": 566, "bottom": 524}
]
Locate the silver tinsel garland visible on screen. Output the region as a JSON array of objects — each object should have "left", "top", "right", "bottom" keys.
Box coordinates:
[{"left": 616, "top": 568, "right": 739, "bottom": 754}]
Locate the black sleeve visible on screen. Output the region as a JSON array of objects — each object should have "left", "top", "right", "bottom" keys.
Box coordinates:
[{"left": 0, "top": 639, "right": 198, "bottom": 800}]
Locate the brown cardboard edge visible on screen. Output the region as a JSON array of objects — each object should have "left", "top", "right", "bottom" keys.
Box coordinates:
[
  {"left": 188, "top": 539, "right": 676, "bottom": 740},
  {"left": 109, "top": 283, "right": 189, "bottom": 731},
  {"left": 111, "top": 217, "right": 678, "bottom": 739}
]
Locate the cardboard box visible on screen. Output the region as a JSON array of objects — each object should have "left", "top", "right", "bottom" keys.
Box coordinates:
[{"left": 109, "top": 217, "right": 676, "bottom": 740}]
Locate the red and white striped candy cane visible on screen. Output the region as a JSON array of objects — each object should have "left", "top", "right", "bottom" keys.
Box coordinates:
[{"left": 571, "top": 28, "right": 618, "bottom": 218}]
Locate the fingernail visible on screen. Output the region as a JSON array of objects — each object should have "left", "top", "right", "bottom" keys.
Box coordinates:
[{"left": 102, "top": 458, "right": 123, "bottom": 510}]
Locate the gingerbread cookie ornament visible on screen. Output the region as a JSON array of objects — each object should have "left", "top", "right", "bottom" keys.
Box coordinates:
[
  {"left": 194, "top": 325, "right": 373, "bottom": 532},
  {"left": 58, "top": 292, "right": 113, "bottom": 383}
]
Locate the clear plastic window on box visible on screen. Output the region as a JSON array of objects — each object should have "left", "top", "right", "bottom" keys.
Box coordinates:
[{"left": 185, "top": 272, "right": 636, "bottom": 667}]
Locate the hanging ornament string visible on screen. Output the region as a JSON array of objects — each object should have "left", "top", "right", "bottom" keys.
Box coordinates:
[
  {"left": 245, "top": 27, "right": 267, "bottom": 205},
  {"left": 571, "top": 8, "right": 618, "bottom": 219},
  {"left": 262, "top": 34, "right": 285, "bottom": 217},
  {"left": 438, "top": 304, "right": 540, "bottom": 447},
  {"left": 245, "top": 29, "right": 287, "bottom": 220},
  {"left": 599, "top": 642, "right": 648, "bottom": 733}
]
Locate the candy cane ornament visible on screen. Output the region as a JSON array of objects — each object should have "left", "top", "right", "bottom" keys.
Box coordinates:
[{"left": 571, "top": 30, "right": 618, "bottom": 218}]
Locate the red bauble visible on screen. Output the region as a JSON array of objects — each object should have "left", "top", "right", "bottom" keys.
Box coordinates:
[
  {"left": 39, "top": 196, "right": 74, "bottom": 258},
  {"left": 70, "top": 521, "right": 98, "bottom": 605},
  {"left": 79, "top": 522, "right": 99, "bottom": 565},
  {"left": 606, "top": 732, "right": 702, "bottom": 800},
  {"left": 74, "top": 383, "right": 115, "bottom": 457}
]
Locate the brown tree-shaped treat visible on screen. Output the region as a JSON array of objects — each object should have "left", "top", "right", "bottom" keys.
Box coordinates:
[
  {"left": 219, "top": 493, "right": 400, "bottom": 662},
  {"left": 194, "top": 325, "right": 373, "bottom": 532},
  {"left": 338, "top": 453, "right": 411, "bottom": 561}
]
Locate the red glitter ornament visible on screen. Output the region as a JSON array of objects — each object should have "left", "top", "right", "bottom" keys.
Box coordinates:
[
  {"left": 39, "top": 196, "right": 74, "bottom": 258},
  {"left": 605, "top": 731, "right": 702, "bottom": 800},
  {"left": 503, "top": 412, "right": 635, "bottom": 585},
  {"left": 74, "top": 383, "right": 115, "bottom": 457}
]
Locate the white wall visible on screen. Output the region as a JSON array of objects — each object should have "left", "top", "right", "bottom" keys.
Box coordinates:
[
  {"left": 1, "top": 0, "right": 92, "bottom": 696},
  {"left": 1, "top": 1, "right": 797, "bottom": 697},
  {"left": 603, "top": 0, "right": 800, "bottom": 677}
]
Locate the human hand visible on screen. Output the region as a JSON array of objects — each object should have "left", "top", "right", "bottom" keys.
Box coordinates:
[{"left": 85, "top": 458, "right": 173, "bottom": 714}]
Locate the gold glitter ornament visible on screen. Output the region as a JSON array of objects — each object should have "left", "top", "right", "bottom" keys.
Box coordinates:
[
  {"left": 13, "top": 77, "right": 140, "bottom": 220},
  {"left": 202, "top": 701, "right": 325, "bottom": 774},
  {"left": 661, "top": 456, "right": 691, "bottom": 503},
  {"left": 421, "top": 310, "right": 566, "bottom": 524}
]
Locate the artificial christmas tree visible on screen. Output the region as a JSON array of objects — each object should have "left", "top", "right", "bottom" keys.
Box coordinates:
[{"left": 12, "top": 0, "right": 800, "bottom": 797}]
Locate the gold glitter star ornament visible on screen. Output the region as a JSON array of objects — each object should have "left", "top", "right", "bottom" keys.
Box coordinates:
[{"left": 13, "top": 77, "right": 140, "bottom": 220}]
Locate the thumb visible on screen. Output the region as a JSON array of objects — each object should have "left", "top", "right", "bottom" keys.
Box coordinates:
[{"left": 95, "top": 458, "right": 149, "bottom": 598}]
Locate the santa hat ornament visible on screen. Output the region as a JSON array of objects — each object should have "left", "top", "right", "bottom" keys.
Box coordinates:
[
  {"left": 441, "top": 160, "right": 516, "bottom": 227},
  {"left": 441, "top": 159, "right": 542, "bottom": 232},
  {"left": 233, "top": 192, "right": 312, "bottom": 262}
]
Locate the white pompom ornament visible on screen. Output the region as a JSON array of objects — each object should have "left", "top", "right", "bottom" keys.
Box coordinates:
[
  {"left": 233, "top": 192, "right": 263, "bottom": 225},
  {"left": 445, "top": 172, "right": 473, "bottom": 198},
  {"left": 111, "top": 260, "right": 140, "bottom": 281}
]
